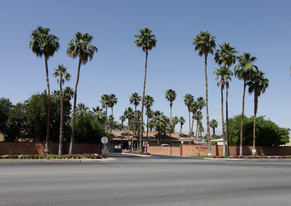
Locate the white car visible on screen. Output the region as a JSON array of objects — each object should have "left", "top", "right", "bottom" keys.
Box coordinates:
[{"left": 160, "top": 144, "right": 170, "bottom": 146}]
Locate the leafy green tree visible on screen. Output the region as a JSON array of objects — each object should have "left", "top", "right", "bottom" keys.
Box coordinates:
[
  {"left": 144, "top": 95, "right": 154, "bottom": 139},
  {"left": 210, "top": 119, "right": 218, "bottom": 138},
  {"left": 179, "top": 116, "right": 185, "bottom": 133},
  {"left": 134, "top": 28, "right": 157, "bottom": 152},
  {"left": 193, "top": 31, "right": 216, "bottom": 155},
  {"left": 0, "top": 98, "right": 12, "bottom": 136},
  {"left": 74, "top": 110, "right": 106, "bottom": 144},
  {"left": 29, "top": 26, "right": 60, "bottom": 154},
  {"left": 67, "top": 32, "right": 98, "bottom": 154},
  {"left": 228, "top": 115, "right": 289, "bottom": 146},
  {"left": 152, "top": 111, "right": 169, "bottom": 145},
  {"left": 165, "top": 89, "right": 177, "bottom": 121},
  {"left": 184, "top": 93, "right": 194, "bottom": 141},
  {"left": 53, "top": 65, "right": 71, "bottom": 155},
  {"left": 247, "top": 70, "right": 269, "bottom": 155},
  {"left": 234, "top": 52, "right": 258, "bottom": 155}
]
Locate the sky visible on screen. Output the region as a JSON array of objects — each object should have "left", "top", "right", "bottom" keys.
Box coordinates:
[{"left": 0, "top": 0, "right": 290, "bottom": 134}]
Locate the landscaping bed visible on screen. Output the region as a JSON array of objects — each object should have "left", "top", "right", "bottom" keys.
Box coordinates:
[
  {"left": 122, "top": 151, "right": 151, "bottom": 156},
  {"left": 0, "top": 153, "right": 107, "bottom": 160}
]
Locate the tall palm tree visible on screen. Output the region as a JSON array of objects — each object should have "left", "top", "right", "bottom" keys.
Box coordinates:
[
  {"left": 193, "top": 31, "right": 216, "bottom": 156},
  {"left": 179, "top": 116, "right": 185, "bottom": 133},
  {"left": 196, "top": 97, "right": 205, "bottom": 144},
  {"left": 165, "top": 89, "right": 177, "bottom": 121},
  {"left": 76, "top": 103, "right": 89, "bottom": 116},
  {"left": 184, "top": 94, "right": 194, "bottom": 144},
  {"left": 108, "top": 94, "right": 118, "bottom": 132},
  {"left": 100, "top": 94, "right": 110, "bottom": 128},
  {"left": 144, "top": 95, "right": 154, "bottom": 140},
  {"left": 130, "top": 93, "right": 141, "bottom": 125},
  {"left": 214, "top": 42, "right": 237, "bottom": 156},
  {"left": 29, "top": 26, "right": 60, "bottom": 154},
  {"left": 247, "top": 70, "right": 269, "bottom": 155},
  {"left": 67, "top": 32, "right": 98, "bottom": 154},
  {"left": 53, "top": 65, "right": 71, "bottom": 155},
  {"left": 214, "top": 66, "right": 232, "bottom": 155},
  {"left": 134, "top": 28, "right": 157, "bottom": 152},
  {"left": 234, "top": 52, "right": 258, "bottom": 155},
  {"left": 210, "top": 119, "right": 218, "bottom": 138},
  {"left": 190, "top": 101, "right": 199, "bottom": 138}
]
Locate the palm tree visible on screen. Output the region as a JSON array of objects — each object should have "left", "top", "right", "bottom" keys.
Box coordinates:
[
  {"left": 108, "top": 94, "right": 118, "bottom": 132},
  {"left": 124, "top": 107, "right": 134, "bottom": 132},
  {"left": 124, "top": 107, "right": 134, "bottom": 149},
  {"left": 196, "top": 97, "right": 205, "bottom": 144},
  {"left": 179, "top": 116, "right": 185, "bottom": 133},
  {"left": 76, "top": 103, "right": 89, "bottom": 116},
  {"left": 134, "top": 28, "right": 157, "bottom": 152},
  {"left": 214, "top": 66, "right": 232, "bottom": 155},
  {"left": 100, "top": 94, "right": 110, "bottom": 128},
  {"left": 53, "top": 65, "right": 71, "bottom": 155},
  {"left": 165, "top": 89, "right": 177, "bottom": 121},
  {"left": 172, "top": 116, "right": 179, "bottom": 132},
  {"left": 119, "top": 115, "right": 126, "bottom": 127},
  {"left": 67, "top": 32, "right": 98, "bottom": 154},
  {"left": 184, "top": 94, "right": 194, "bottom": 143},
  {"left": 214, "top": 42, "right": 237, "bottom": 156},
  {"left": 234, "top": 52, "right": 258, "bottom": 155},
  {"left": 193, "top": 31, "right": 216, "bottom": 156},
  {"left": 130, "top": 93, "right": 141, "bottom": 126},
  {"left": 210, "top": 119, "right": 218, "bottom": 138},
  {"left": 190, "top": 101, "right": 199, "bottom": 138},
  {"left": 195, "top": 111, "right": 202, "bottom": 144},
  {"left": 247, "top": 70, "right": 269, "bottom": 155},
  {"left": 29, "top": 26, "right": 60, "bottom": 154},
  {"left": 144, "top": 95, "right": 154, "bottom": 140}
]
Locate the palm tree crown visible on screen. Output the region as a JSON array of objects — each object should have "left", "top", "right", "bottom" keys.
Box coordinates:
[
  {"left": 234, "top": 52, "right": 258, "bottom": 80},
  {"left": 214, "top": 66, "right": 233, "bottom": 88},
  {"left": 192, "top": 31, "right": 216, "bottom": 58},
  {"left": 184, "top": 94, "right": 194, "bottom": 111},
  {"left": 134, "top": 28, "right": 157, "bottom": 52},
  {"left": 214, "top": 43, "right": 237, "bottom": 67},
  {"left": 67, "top": 32, "right": 98, "bottom": 64},
  {"left": 29, "top": 26, "right": 60, "bottom": 59},
  {"left": 53, "top": 65, "right": 71, "bottom": 85},
  {"left": 130, "top": 93, "right": 141, "bottom": 108},
  {"left": 165, "top": 89, "right": 176, "bottom": 107}
]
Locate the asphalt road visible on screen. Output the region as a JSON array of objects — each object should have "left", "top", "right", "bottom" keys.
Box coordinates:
[{"left": 0, "top": 154, "right": 291, "bottom": 206}]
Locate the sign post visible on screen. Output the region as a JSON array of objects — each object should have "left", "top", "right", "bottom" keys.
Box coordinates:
[
  {"left": 143, "top": 141, "right": 149, "bottom": 153},
  {"left": 101, "top": 136, "right": 109, "bottom": 154}
]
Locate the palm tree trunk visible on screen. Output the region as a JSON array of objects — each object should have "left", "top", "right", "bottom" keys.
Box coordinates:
[
  {"left": 196, "top": 119, "right": 199, "bottom": 144},
  {"left": 188, "top": 110, "right": 191, "bottom": 144},
  {"left": 180, "top": 124, "right": 182, "bottom": 133},
  {"left": 139, "top": 50, "right": 148, "bottom": 152},
  {"left": 226, "top": 82, "right": 230, "bottom": 156},
  {"left": 69, "top": 57, "right": 82, "bottom": 154},
  {"left": 191, "top": 115, "right": 195, "bottom": 138},
  {"left": 111, "top": 107, "right": 114, "bottom": 133},
  {"left": 105, "top": 107, "right": 108, "bottom": 129},
  {"left": 221, "top": 86, "right": 226, "bottom": 156},
  {"left": 169, "top": 104, "right": 172, "bottom": 137},
  {"left": 44, "top": 56, "right": 50, "bottom": 155},
  {"left": 58, "top": 76, "right": 63, "bottom": 155},
  {"left": 204, "top": 55, "right": 212, "bottom": 156},
  {"left": 252, "top": 93, "right": 258, "bottom": 156},
  {"left": 146, "top": 111, "right": 149, "bottom": 141},
  {"left": 213, "top": 128, "right": 215, "bottom": 137},
  {"left": 239, "top": 80, "right": 247, "bottom": 156}
]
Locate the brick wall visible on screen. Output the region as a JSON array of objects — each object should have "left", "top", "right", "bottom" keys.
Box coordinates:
[
  {"left": 148, "top": 144, "right": 291, "bottom": 157},
  {"left": 0, "top": 142, "right": 101, "bottom": 155}
]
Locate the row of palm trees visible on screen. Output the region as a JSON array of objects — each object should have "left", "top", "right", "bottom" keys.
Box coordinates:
[
  {"left": 30, "top": 27, "right": 97, "bottom": 154},
  {"left": 30, "top": 26, "right": 268, "bottom": 155}
]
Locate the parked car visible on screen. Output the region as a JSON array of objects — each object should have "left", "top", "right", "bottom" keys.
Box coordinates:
[{"left": 160, "top": 144, "right": 170, "bottom": 146}]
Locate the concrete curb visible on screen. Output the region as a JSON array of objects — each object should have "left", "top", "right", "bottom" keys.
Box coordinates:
[{"left": 121, "top": 153, "right": 152, "bottom": 157}]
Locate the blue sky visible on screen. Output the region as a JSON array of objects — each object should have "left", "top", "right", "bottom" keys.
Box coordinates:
[{"left": 0, "top": 0, "right": 290, "bottom": 134}]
